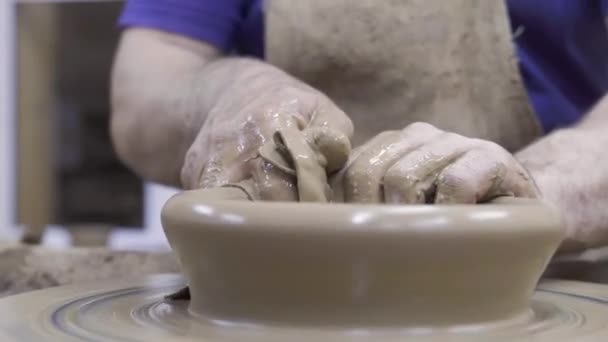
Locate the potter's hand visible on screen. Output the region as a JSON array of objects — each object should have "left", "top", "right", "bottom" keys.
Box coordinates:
[
  {"left": 180, "top": 65, "right": 353, "bottom": 201},
  {"left": 111, "top": 29, "right": 352, "bottom": 193},
  {"left": 331, "top": 122, "right": 539, "bottom": 203}
]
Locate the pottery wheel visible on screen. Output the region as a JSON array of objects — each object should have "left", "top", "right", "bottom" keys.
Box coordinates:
[{"left": 0, "top": 274, "right": 607, "bottom": 341}]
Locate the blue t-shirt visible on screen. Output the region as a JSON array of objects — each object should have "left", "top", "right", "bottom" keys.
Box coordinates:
[{"left": 119, "top": 0, "right": 608, "bottom": 134}]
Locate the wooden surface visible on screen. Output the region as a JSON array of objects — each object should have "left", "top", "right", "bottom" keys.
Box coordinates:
[{"left": 16, "top": 5, "right": 58, "bottom": 242}]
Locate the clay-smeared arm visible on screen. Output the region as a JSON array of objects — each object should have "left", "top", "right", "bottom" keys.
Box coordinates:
[
  {"left": 111, "top": 28, "right": 220, "bottom": 187},
  {"left": 111, "top": 28, "right": 352, "bottom": 192},
  {"left": 516, "top": 95, "right": 608, "bottom": 253}
]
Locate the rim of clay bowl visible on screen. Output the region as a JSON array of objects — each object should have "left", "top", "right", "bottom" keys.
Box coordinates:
[
  {"left": 161, "top": 188, "right": 565, "bottom": 328},
  {"left": 162, "top": 187, "right": 561, "bottom": 234}
]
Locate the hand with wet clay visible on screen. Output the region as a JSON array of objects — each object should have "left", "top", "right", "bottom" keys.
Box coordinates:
[
  {"left": 112, "top": 29, "right": 352, "bottom": 201},
  {"left": 331, "top": 122, "right": 539, "bottom": 204},
  {"left": 181, "top": 79, "right": 353, "bottom": 201}
]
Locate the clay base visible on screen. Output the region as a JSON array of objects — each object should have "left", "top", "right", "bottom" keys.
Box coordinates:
[{"left": 0, "top": 274, "right": 608, "bottom": 341}]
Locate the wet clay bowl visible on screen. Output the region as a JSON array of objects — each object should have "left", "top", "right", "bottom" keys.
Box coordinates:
[{"left": 161, "top": 188, "right": 564, "bottom": 328}]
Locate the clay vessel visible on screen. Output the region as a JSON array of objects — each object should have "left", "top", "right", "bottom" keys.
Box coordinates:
[{"left": 161, "top": 188, "right": 564, "bottom": 328}]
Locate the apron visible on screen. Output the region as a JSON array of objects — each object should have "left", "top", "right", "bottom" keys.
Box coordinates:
[{"left": 266, "top": 0, "right": 541, "bottom": 151}]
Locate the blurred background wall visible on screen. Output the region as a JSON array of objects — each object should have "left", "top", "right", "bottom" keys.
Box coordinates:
[
  {"left": 1, "top": 0, "right": 174, "bottom": 250},
  {"left": 0, "top": 0, "right": 17, "bottom": 238}
]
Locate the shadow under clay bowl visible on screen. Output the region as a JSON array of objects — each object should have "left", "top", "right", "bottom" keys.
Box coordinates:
[{"left": 161, "top": 188, "right": 564, "bottom": 328}]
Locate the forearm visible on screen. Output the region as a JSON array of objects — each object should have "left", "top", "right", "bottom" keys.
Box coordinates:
[
  {"left": 110, "top": 29, "right": 293, "bottom": 187},
  {"left": 516, "top": 95, "right": 608, "bottom": 253}
]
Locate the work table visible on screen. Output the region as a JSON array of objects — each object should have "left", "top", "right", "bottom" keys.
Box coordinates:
[{"left": 0, "top": 243, "right": 179, "bottom": 298}]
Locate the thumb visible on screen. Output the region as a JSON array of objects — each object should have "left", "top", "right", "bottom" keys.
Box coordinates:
[
  {"left": 303, "top": 126, "right": 352, "bottom": 174},
  {"left": 250, "top": 126, "right": 351, "bottom": 202}
]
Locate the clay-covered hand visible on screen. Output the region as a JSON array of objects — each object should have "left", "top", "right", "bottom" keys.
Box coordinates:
[
  {"left": 331, "top": 122, "right": 539, "bottom": 204},
  {"left": 181, "top": 66, "right": 353, "bottom": 201}
]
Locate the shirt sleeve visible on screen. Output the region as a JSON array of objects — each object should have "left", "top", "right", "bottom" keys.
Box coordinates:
[{"left": 118, "top": 0, "right": 249, "bottom": 52}]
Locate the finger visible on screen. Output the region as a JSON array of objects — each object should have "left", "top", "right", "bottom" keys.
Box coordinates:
[
  {"left": 255, "top": 127, "right": 338, "bottom": 202},
  {"left": 191, "top": 105, "right": 303, "bottom": 189},
  {"left": 335, "top": 122, "right": 443, "bottom": 203},
  {"left": 329, "top": 130, "right": 397, "bottom": 202},
  {"left": 304, "top": 126, "right": 352, "bottom": 174},
  {"left": 307, "top": 98, "right": 354, "bottom": 141},
  {"left": 433, "top": 148, "right": 496, "bottom": 204},
  {"left": 434, "top": 146, "right": 539, "bottom": 204},
  {"left": 383, "top": 133, "right": 475, "bottom": 204},
  {"left": 343, "top": 131, "right": 405, "bottom": 203},
  {"left": 274, "top": 128, "right": 330, "bottom": 201},
  {"left": 495, "top": 163, "right": 540, "bottom": 199},
  {"left": 249, "top": 157, "right": 299, "bottom": 201}
]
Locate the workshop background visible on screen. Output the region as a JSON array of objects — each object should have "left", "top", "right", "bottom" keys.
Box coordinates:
[{"left": 0, "top": 0, "right": 174, "bottom": 251}]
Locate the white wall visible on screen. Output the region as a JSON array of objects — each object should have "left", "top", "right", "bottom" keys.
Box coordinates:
[
  {"left": 108, "top": 183, "right": 176, "bottom": 251},
  {"left": 143, "top": 182, "right": 178, "bottom": 242},
  {"left": 0, "top": 0, "right": 17, "bottom": 237}
]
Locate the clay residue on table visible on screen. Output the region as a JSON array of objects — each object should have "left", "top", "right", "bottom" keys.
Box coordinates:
[{"left": 0, "top": 243, "right": 180, "bottom": 298}]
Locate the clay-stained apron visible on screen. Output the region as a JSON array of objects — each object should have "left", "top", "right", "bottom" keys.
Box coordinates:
[{"left": 266, "top": 0, "right": 541, "bottom": 151}]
